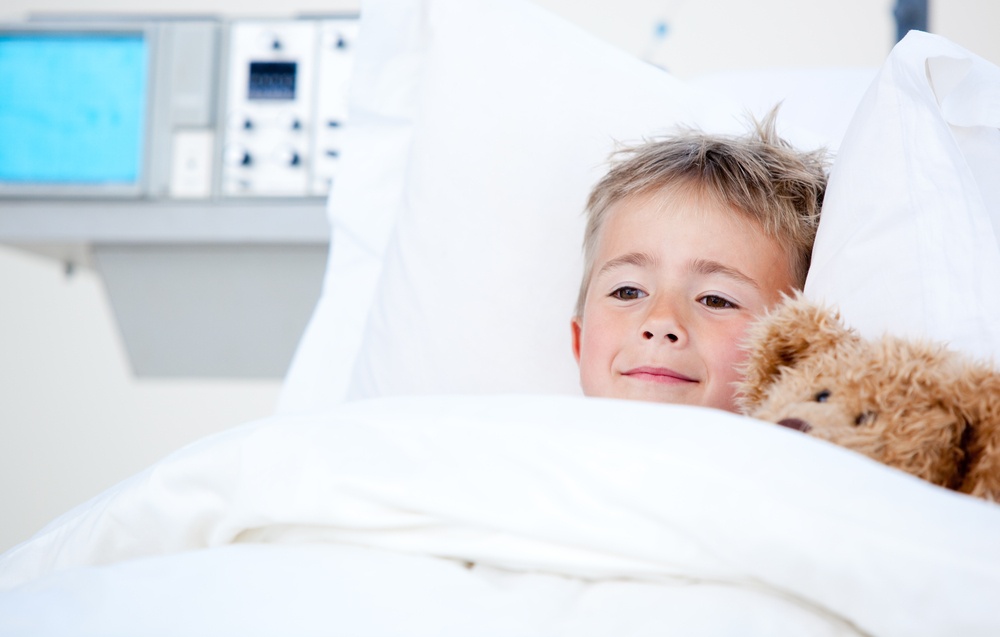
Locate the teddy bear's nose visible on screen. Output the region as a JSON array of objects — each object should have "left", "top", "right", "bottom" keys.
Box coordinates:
[{"left": 777, "top": 418, "right": 812, "bottom": 433}]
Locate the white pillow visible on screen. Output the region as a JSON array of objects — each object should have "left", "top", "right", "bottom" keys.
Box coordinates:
[
  {"left": 343, "top": 0, "right": 752, "bottom": 400},
  {"left": 276, "top": 0, "right": 426, "bottom": 414},
  {"left": 805, "top": 31, "right": 1000, "bottom": 363},
  {"left": 690, "top": 67, "right": 877, "bottom": 152},
  {"left": 278, "top": 0, "right": 873, "bottom": 411}
]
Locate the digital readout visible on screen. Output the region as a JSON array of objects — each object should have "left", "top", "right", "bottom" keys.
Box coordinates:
[{"left": 248, "top": 61, "right": 297, "bottom": 100}]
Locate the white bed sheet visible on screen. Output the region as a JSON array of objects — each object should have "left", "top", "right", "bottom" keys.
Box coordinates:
[
  {"left": 2, "top": 395, "right": 998, "bottom": 636},
  {"left": 0, "top": 544, "right": 854, "bottom": 637}
]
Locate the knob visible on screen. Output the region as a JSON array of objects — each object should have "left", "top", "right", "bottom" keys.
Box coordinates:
[
  {"left": 277, "top": 113, "right": 302, "bottom": 131},
  {"left": 224, "top": 145, "right": 252, "bottom": 167},
  {"left": 325, "top": 31, "right": 349, "bottom": 50},
  {"left": 228, "top": 112, "right": 254, "bottom": 131},
  {"left": 258, "top": 32, "right": 282, "bottom": 51},
  {"left": 275, "top": 147, "right": 301, "bottom": 167}
]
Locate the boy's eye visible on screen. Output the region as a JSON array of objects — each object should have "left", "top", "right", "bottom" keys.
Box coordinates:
[
  {"left": 699, "top": 294, "right": 736, "bottom": 309},
  {"left": 610, "top": 286, "right": 646, "bottom": 301}
]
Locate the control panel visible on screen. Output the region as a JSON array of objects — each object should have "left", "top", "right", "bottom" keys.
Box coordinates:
[{"left": 222, "top": 19, "right": 357, "bottom": 197}]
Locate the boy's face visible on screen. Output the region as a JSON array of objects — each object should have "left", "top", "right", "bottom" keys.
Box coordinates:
[{"left": 571, "top": 186, "right": 796, "bottom": 412}]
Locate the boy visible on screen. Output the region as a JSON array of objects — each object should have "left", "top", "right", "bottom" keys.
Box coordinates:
[{"left": 571, "top": 110, "right": 828, "bottom": 412}]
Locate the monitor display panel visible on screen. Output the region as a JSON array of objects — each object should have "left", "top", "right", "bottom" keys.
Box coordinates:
[
  {"left": 248, "top": 61, "right": 297, "bottom": 100},
  {"left": 0, "top": 32, "right": 148, "bottom": 185}
]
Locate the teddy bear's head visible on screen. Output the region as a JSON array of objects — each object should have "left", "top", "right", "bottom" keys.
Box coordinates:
[{"left": 738, "top": 292, "right": 1000, "bottom": 501}]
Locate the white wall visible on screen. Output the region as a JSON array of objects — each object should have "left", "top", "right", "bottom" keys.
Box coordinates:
[
  {"left": 2, "top": 0, "right": 999, "bottom": 554},
  {"left": 5, "top": 0, "right": 1000, "bottom": 74},
  {"left": 0, "top": 247, "right": 283, "bottom": 552}
]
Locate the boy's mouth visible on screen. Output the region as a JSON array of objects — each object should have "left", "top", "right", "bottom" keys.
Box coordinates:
[{"left": 622, "top": 366, "right": 697, "bottom": 384}]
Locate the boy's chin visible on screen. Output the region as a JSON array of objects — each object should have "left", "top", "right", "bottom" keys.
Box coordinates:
[{"left": 584, "top": 381, "right": 737, "bottom": 413}]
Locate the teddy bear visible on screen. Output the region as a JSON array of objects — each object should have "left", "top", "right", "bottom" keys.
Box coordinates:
[{"left": 737, "top": 292, "right": 1000, "bottom": 502}]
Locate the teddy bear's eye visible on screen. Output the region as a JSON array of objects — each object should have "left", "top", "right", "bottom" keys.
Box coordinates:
[
  {"left": 814, "top": 390, "right": 831, "bottom": 403},
  {"left": 854, "top": 411, "right": 877, "bottom": 427}
]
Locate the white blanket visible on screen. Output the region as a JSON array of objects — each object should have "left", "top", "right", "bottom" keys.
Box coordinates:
[{"left": 2, "top": 395, "right": 999, "bottom": 636}]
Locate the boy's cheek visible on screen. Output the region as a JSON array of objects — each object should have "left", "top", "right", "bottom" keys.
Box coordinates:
[
  {"left": 571, "top": 322, "right": 613, "bottom": 397},
  {"left": 716, "top": 320, "right": 755, "bottom": 380}
]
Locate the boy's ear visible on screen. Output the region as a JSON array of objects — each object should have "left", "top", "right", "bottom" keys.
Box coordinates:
[
  {"left": 571, "top": 317, "right": 583, "bottom": 364},
  {"left": 738, "top": 291, "right": 855, "bottom": 412}
]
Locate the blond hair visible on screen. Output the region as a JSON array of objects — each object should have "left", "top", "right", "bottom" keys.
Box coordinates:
[{"left": 575, "top": 108, "right": 829, "bottom": 317}]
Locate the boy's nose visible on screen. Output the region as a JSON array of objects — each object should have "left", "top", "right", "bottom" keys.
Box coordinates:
[
  {"left": 643, "top": 331, "right": 679, "bottom": 343},
  {"left": 640, "top": 299, "right": 687, "bottom": 344}
]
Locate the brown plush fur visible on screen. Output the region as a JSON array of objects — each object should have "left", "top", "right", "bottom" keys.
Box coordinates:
[{"left": 738, "top": 292, "right": 1000, "bottom": 502}]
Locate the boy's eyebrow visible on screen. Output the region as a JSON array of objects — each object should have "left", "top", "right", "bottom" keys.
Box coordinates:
[
  {"left": 596, "top": 253, "right": 761, "bottom": 289},
  {"left": 690, "top": 258, "right": 760, "bottom": 289},
  {"left": 596, "top": 251, "right": 657, "bottom": 276}
]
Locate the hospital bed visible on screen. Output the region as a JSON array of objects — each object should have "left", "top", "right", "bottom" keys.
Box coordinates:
[{"left": 1, "top": 0, "right": 999, "bottom": 634}]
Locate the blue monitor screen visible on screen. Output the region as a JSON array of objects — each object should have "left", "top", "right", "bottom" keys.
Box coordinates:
[{"left": 0, "top": 33, "right": 148, "bottom": 185}]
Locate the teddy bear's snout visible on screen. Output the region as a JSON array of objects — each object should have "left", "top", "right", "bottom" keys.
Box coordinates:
[{"left": 777, "top": 418, "right": 812, "bottom": 433}]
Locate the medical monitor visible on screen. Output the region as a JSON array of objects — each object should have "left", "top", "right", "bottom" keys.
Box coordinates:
[
  {"left": 0, "top": 25, "right": 151, "bottom": 196},
  {"left": 0, "top": 16, "right": 358, "bottom": 200}
]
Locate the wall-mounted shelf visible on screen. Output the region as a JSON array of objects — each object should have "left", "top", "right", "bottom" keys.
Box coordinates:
[{"left": 0, "top": 200, "right": 330, "bottom": 379}]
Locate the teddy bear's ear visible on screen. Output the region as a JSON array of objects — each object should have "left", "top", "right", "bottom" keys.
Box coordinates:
[
  {"left": 952, "top": 362, "right": 1000, "bottom": 501},
  {"left": 737, "top": 291, "right": 856, "bottom": 413}
]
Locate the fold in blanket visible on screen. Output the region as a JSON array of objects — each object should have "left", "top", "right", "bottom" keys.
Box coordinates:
[{"left": 3, "top": 395, "right": 999, "bottom": 637}]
